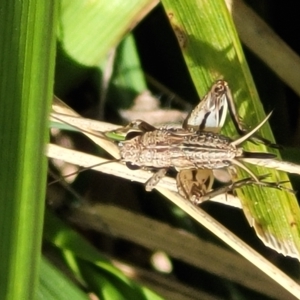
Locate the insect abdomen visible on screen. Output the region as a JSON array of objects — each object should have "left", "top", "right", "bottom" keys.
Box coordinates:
[{"left": 173, "top": 131, "right": 237, "bottom": 169}]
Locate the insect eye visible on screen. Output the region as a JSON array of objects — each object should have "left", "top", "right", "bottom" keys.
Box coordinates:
[
  {"left": 215, "top": 84, "right": 225, "bottom": 94},
  {"left": 126, "top": 162, "right": 140, "bottom": 170}
]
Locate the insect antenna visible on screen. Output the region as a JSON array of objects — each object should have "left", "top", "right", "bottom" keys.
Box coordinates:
[
  {"left": 50, "top": 113, "right": 113, "bottom": 142},
  {"left": 49, "top": 113, "right": 122, "bottom": 185},
  {"left": 47, "top": 158, "right": 115, "bottom": 238},
  {"left": 48, "top": 158, "right": 121, "bottom": 186},
  {"left": 48, "top": 167, "right": 84, "bottom": 201}
]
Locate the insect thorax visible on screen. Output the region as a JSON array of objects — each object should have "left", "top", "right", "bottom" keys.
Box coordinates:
[{"left": 119, "top": 128, "right": 240, "bottom": 170}]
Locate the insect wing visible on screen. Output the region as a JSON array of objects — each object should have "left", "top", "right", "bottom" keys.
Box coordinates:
[{"left": 183, "top": 81, "right": 228, "bottom": 133}]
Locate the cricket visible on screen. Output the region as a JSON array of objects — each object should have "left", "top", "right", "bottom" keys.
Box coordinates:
[
  {"left": 49, "top": 80, "right": 300, "bottom": 260},
  {"left": 50, "top": 80, "right": 296, "bottom": 206},
  {"left": 113, "top": 80, "right": 285, "bottom": 204}
]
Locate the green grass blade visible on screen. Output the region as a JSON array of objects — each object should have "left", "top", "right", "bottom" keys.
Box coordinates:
[
  {"left": 109, "top": 33, "right": 148, "bottom": 108},
  {"left": 38, "top": 257, "right": 88, "bottom": 300},
  {"left": 160, "top": 0, "right": 300, "bottom": 257},
  {"left": 44, "top": 211, "right": 164, "bottom": 300},
  {"left": 0, "top": 1, "right": 58, "bottom": 299}
]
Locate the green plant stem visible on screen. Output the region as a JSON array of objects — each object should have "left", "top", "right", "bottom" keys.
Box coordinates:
[{"left": 0, "top": 1, "right": 58, "bottom": 299}]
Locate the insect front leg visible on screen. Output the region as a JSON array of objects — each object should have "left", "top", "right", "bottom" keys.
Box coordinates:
[
  {"left": 107, "top": 119, "right": 157, "bottom": 140},
  {"left": 145, "top": 168, "right": 168, "bottom": 191}
]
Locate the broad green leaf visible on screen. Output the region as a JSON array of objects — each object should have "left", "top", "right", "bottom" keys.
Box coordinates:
[{"left": 58, "top": 0, "right": 158, "bottom": 66}]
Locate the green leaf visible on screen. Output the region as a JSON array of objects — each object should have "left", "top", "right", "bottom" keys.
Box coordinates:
[
  {"left": 109, "top": 34, "right": 148, "bottom": 108},
  {"left": 38, "top": 257, "right": 89, "bottom": 300},
  {"left": 58, "top": 0, "right": 158, "bottom": 66},
  {"left": 0, "top": 1, "right": 58, "bottom": 299},
  {"left": 44, "top": 211, "right": 164, "bottom": 300}
]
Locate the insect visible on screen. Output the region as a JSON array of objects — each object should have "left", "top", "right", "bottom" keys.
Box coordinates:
[
  {"left": 51, "top": 80, "right": 286, "bottom": 202},
  {"left": 110, "top": 80, "right": 282, "bottom": 204},
  {"left": 50, "top": 80, "right": 298, "bottom": 259}
]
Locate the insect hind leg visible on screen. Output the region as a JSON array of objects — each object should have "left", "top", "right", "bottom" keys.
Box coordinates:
[
  {"left": 220, "top": 81, "right": 280, "bottom": 148},
  {"left": 191, "top": 175, "right": 294, "bottom": 205}
]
